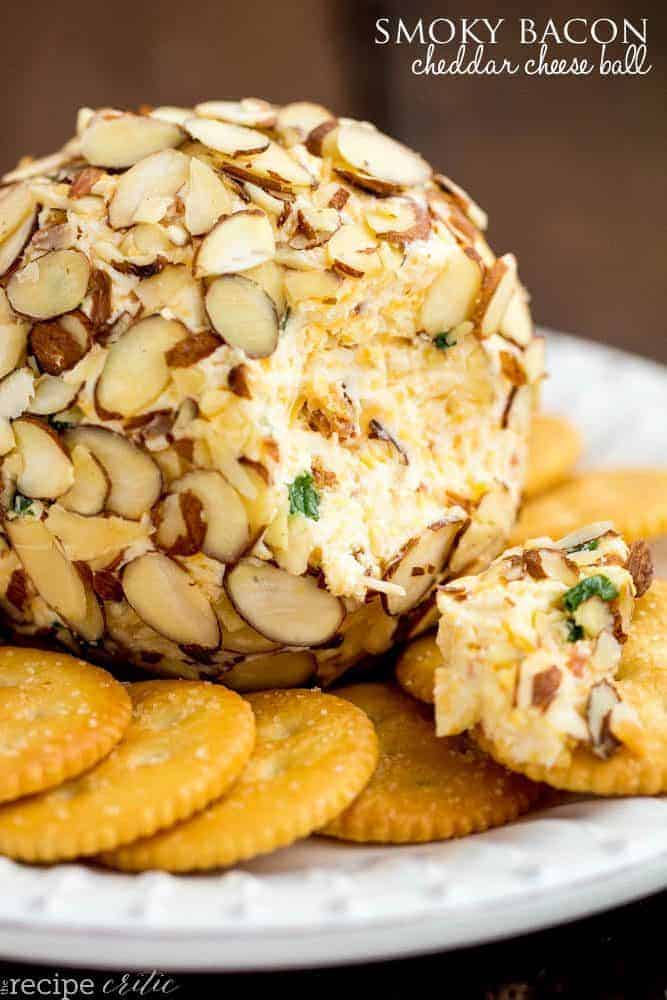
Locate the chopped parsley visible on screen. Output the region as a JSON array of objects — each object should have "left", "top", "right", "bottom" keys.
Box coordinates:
[
  {"left": 280, "top": 307, "right": 291, "bottom": 331},
  {"left": 12, "top": 494, "right": 35, "bottom": 517},
  {"left": 562, "top": 574, "right": 618, "bottom": 613},
  {"left": 568, "top": 538, "right": 600, "bottom": 554},
  {"left": 288, "top": 472, "right": 320, "bottom": 521},
  {"left": 433, "top": 331, "right": 457, "bottom": 350},
  {"left": 566, "top": 619, "right": 584, "bottom": 642}
]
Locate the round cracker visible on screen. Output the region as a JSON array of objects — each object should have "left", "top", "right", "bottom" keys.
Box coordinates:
[
  {"left": 0, "top": 647, "right": 131, "bottom": 804},
  {"left": 476, "top": 581, "right": 667, "bottom": 795},
  {"left": 396, "top": 634, "right": 441, "bottom": 704},
  {"left": 100, "top": 689, "right": 379, "bottom": 872},
  {"left": 512, "top": 469, "right": 667, "bottom": 545},
  {"left": 0, "top": 680, "right": 255, "bottom": 862},
  {"left": 321, "top": 684, "right": 541, "bottom": 844},
  {"left": 524, "top": 413, "right": 583, "bottom": 499}
]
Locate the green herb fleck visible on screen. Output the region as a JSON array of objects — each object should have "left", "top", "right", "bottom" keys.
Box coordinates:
[
  {"left": 569, "top": 538, "right": 600, "bottom": 554},
  {"left": 566, "top": 619, "right": 584, "bottom": 642},
  {"left": 562, "top": 574, "right": 618, "bottom": 613},
  {"left": 12, "top": 494, "right": 34, "bottom": 517},
  {"left": 434, "top": 332, "right": 457, "bottom": 350},
  {"left": 280, "top": 307, "right": 291, "bottom": 331},
  {"left": 288, "top": 472, "right": 320, "bottom": 521}
]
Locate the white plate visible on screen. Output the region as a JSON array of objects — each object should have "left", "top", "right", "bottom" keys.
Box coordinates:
[{"left": 0, "top": 331, "right": 666, "bottom": 972}]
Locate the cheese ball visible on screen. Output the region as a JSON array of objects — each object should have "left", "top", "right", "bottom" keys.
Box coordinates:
[
  {"left": 435, "top": 525, "right": 653, "bottom": 769},
  {"left": 0, "top": 99, "right": 542, "bottom": 686}
]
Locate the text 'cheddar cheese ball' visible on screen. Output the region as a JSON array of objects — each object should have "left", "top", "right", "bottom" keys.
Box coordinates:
[{"left": 0, "top": 99, "right": 543, "bottom": 687}]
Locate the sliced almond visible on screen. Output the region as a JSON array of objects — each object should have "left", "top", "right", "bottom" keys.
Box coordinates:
[
  {"left": 168, "top": 469, "right": 249, "bottom": 563},
  {"left": 243, "top": 182, "right": 291, "bottom": 222},
  {"left": 523, "top": 548, "right": 579, "bottom": 587},
  {"left": 7, "top": 249, "right": 91, "bottom": 320},
  {"left": 284, "top": 268, "right": 341, "bottom": 304},
  {"left": 384, "top": 519, "right": 463, "bottom": 616},
  {"left": 183, "top": 157, "right": 232, "bottom": 236},
  {"left": 420, "top": 246, "right": 482, "bottom": 334},
  {"left": 195, "top": 210, "right": 275, "bottom": 277},
  {"left": 150, "top": 106, "right": 194, "bottom": 127},
  {"left": 45, "top": 505, "right": 149, "bottom": 562},
  {"left": 0, "top": 318, "right": 29, "bottom": 379},
  {"left": 155, "top": 491, "right": 205, "bottom": 556},
  {"left": 64, "top": 426, "right": 161, "bottom": 520},
  {"left": 0, "top": 184, "right": 35, "bottom": 244},
  {"left": 275, "top": 102, "right": 334, "bottom": 146},
  {"left": 0, "top": 208, "right": 36, "bottom": 277},
  {"left": 223, "top": 650, "right": 315, "bottom": 692},
  {"left": 195, "top": 98, "right": 277, "bottom": 129},
  {"left": 205, "top": 274, "right": 278, "bottom": 358},
  {"left": 74, "top": 581, "right": 105, "bottom": 643},
  {"left": 185, "top": 117, "right": 270, "bottom": 157},
  {"left": 365, "top": 197, "right": 430, "bottom": 245},
  {"left": 226, "top": 558, "right": 344, "bottom": 646},
  {"left": 122, "top": 552, "right": 220, "bottom": 649},
  {"left": 557, "top": 523, "right": 615, "bottom": 553},
  {"left": 29, "top": 312, "right": 91, "bottom": 375},
  {"left": 499, "top": 289, "right": 533, "bottom": 348},
  {"left": 305, "top": 120, "right": 338, "bottom": 158},
  {"left": 244, "top": 260, "right": 286, "bottom": 315},
  {"left": 587, "top": 680, "right": 621, "bottom": 759},
  {"left": 80, "top": 113, "right": 183, "bottom": 168},
  {"left": 434, "top": 174, "right": 487, "bottom": 231},
  {"left": 119, "top": 223, "right": 172, "bottom": 265},
  {"left": 165, "top": 331, "right": 221, "bottom": 367},
  {"left": 109, "top": 149, "right": 190, "bottom": 229},
  {"left": 0, "top": 368, "right": 34, "bottom": 418},
  {"left": 222, "top": 143, "right": 313, "bottom": 193},
  {"left": 327, "top": 223, "right": 380, "bottom": 278},
  {"left": 336, "top": 122, "right": 431, "bottom": 188},
  {"left": 59, "top": 445, "right": 109, "bottom": 515},
  {"left": 96, "top": 316, "right": 186, "bottom": 418},
  {"left": 472, "top": 253, "right": 517, "bottom": 338},
  {"left": 13, "top": 417, "right": 74, "bottom": 498},
  {"left": 220, "top": 624, "right": 280, "bottom": 655},
  {"left": 5, "top": 516, "right": 88, "bottom": 629},
  {"left": 135, "top": 264, "right": 207, "bottom": 331},
  {"left": 27, "top": 374, "right": 80, "bottom": 416}
]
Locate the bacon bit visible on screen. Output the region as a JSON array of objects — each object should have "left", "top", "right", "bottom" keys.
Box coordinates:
[
  {"left": 228, "top": 364, "right": 252, "bottom": 399},
  {"left": 70, "top": 167, "right": 104, "bottom": 199},
  {"left": 6, "top": 569, "right": 29, "bottom": 611},
  {"left": 523, "top": 549, "right": 546, "bottom": 580},
  {"left": 532, "top": 665, "right": 562, "bottom": 710},
  {"left": 93, "top": 570, "right": 123, "bottom": 603},
  {"left": 311, "top": 457, "right": 337, "bottom": 489},
  {"left": 328, "top": 187, "right": 349, "bottom": 210}
]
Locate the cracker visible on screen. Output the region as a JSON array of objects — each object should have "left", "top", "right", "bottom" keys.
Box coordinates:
[
  {"left": 524, "top": 413, "right": 583, "bottom": 499},
  {"left": 395, "top": 634, "right": 440, "bottom": 704},
  {"left": 321, "top": 684, "right": 541, "bottom": 844},
  {"left": 513, "top": 469, "right": 667, "bottom": 544},
  {"left": 476, "top": 581, "right": 667, "bottom": 794},
  {"left": 0, "top": 647, "right": 131, "bottom": 804},
  {"left": 0, "top": 680, "right": 255, "bottom": 862},
  {"left": 100, "top": 689, "right": 378, "bottom": 872}
]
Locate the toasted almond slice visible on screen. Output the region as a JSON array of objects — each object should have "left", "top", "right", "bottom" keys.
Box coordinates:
[
  {"left": 109, "top": 149, "right": 190, "bottom": 229},
  {"left": 59, "top": 445, "right": 109, "bottom": 515},
  {"left": 284, "top": 268, "right": 341, "bottom": 304},
  {"left": 135, "top": 264, "right": 207, "bottom": 330},
  {"left": 165, "top": 331, "right": 221, "bottom": 368},
  {"left": 0, "top": 208, "right": 36, "bottom": 277},
  {"left": 420, "top": 246, "right": 482, "bottom": 334},
  {"left": 13, "top": 418, "right": 74, "bottom": 498},
  {"left": 119, "top": 223, "right": 173, "bottom": 264},
  {"left": 183, "top": 157, "right": 232, "bottom": 236},
  {"left": 0, "top": 318, "right": 29, "bottom": 379},
  {"left": 205, "top": 274, "right": 278, "bottom": 358},
  {"left": 171, "top": 470, "right": 249, "bottom": 563},
  {"left": 96, "top": 316, "right": 186, "bottom": 418},
  {"left": 220, "top": 625, "right": 280, "bottom": 655},
  {"left": 243, "top": 182, "right": 291, "bottom": 221},
  {"left": 195, "top": 98, "right": 277, "bottom": 129},
  {"left": 184, "top": 117, "right": 269, "bottom": 157},
  {"left": 500, "top": 289, "right": 533, "bottom": 348},
  {"left": 275, "top": 102, "right": 334, "bottom": 146},
  {"left": 327, "top": 223, "right": 380, "bottom": 278},
  {"left": 64, "top": 426, "right": 161, "bottom": 520},
  {"left": 0, "top": 368, "right": 34, "bottom": 418},
  {"left": 0, "top": 184, "right": 35, "bottom": 243},
  {"left": 223, "top": 143, "right": 313, "bottom": 192},
  {"left": 472, "top": 253, "right": 517, "bottom": 338},
  {"left": 45, "top": 505, "right": 149, "bottom": 562},
  {"left": 587, "top": 680, "right": 621, "bottom": 759},
  {"left": 29, "top": 312, "right": 91, "bottom": 375},
  {"left": 5, "top": 516, "right": 87, "bottom": 627},
  {"left": 7, "top": 249, "right": 90, "bottom": 320},
  {"left": 223, "top": 650, "right": 315, "bottom": 692},
  {"left": 75, "top": 581, "right": 105, "bottom": 642},
  {"left": 80, "top": 113, "right": 183, "bottom": 168},
  {"left": 365, "top": 197, "right": 430, "bottom": 244},
  {"left": 336, "top": 122, "right": 431, "bottom": 188},
  {"left": 195, "top": 210, "right": 275, "bottom": 277},
  {"left": 305, "top": 120, "right": 338, "bottom": 158},
  {"left": 434, "top": 174, "right": 488, "bottom": 231},
  {"left": 244, "top": 260, "right": 286, "bottom": 315},
  {"left": 226, "top": 558, "right": 344, "bottom": 646},
  {"left": 27, "top": 375, "right": 80, "bottom": 416},
  {"left": 383, "top": 519, "right": 464, "bottom": 616},
  {"left": 122, "top": 553, "right": 220, "bottom": 649},
  {"left": 150, "top": 106, "right": 194, "bottom": 127}
]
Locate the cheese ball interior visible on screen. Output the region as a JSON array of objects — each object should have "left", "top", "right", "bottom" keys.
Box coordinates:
[
  {"left": 435, "top": 525, "right": 652, "bottom": 769},
  {"left": 0, "top": 99, "right": 542, "bottom": 686}
]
